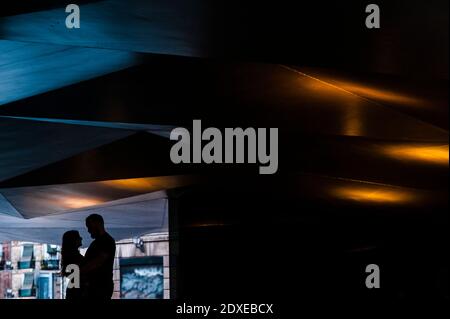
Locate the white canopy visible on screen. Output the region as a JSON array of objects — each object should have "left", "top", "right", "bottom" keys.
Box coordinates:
[{"left": 0, "top": 190, "right": 169, "bottom": 246}]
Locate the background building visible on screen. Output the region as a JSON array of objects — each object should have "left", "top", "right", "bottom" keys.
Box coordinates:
[
  {"left": 1, "top": 232, "right": 170, "bottom": 299},
  {"left": 0, "top": 241, "right": 61, "bottom": 299},
  {"left": 113, "top": 233, "right": 170, "bottom": 299}
]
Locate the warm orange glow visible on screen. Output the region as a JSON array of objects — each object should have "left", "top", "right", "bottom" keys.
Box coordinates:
[
  {"left": 338, "top": 82, "right": 423, "bottom": 107},
  {"left": 287, "top": 66, "right": 421, "bottom": 105},
  {"left": 283, "top": 66, "right": 426, "bottom": 108},
  {"left": 60, "top": 197, "right": 103, "bottom": 209},
  {"left": 101, "top": 178, "right": 157, "bottom": 191},
  {"left": 100, "top": 176, "right": 192, "bottom": 192},
  {"left": 332, "top": 186, "right": 415, "bottom": 204},
  {"left": 290, "top": 72, "right": 366, "bottom": 136},
  {"left": 344, "top": 101, "right": 365, "bottom": 136},
  {"left": 381, "top": 144, "right": 449, "bottom": 165}
]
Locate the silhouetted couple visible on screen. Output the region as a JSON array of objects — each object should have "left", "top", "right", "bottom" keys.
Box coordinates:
[{"left": 61, "top": 214, "right": 116, "bottom": 300}]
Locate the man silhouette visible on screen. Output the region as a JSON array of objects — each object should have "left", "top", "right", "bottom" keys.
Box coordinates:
[{"left": 82, "top": 214, "right": 116, "bottom": 299}]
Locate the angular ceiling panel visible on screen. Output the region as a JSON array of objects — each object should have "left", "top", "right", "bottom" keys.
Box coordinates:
[
  {"left": 0, "top": 40, "right": 138, "bottom": 106},
  {"left": 0, "top": 193, "right": 22, "bottom": 218},
  {"left": 0, "top": 0, "right": 207, "bottom": 57},
  {"left": 0, "top": 131, "right": 185, "bottom": 188},
  {"left": 0, "top": 116, "right": 175, "bottom": 138},
  {"left": 0, "top": 116, "right": 134, "bottom": 182},
  {"left": 0, "top": 191, "right": 169, "bottom": 245},
  {"left": 0, "top": 175, "right": 193, "bottom": 218}
]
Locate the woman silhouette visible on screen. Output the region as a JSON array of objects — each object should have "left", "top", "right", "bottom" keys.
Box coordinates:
[{"left": 61, "top": 230, "right": 85, "bottom": 299}]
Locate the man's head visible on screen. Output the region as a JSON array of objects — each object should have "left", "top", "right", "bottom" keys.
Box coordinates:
[{"left": 86, "top": 214, "right": 105, "bottom": 239}]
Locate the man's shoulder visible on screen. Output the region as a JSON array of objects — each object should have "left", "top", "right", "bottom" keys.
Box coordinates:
[
  {"left": 105, "top": 232, "right": 115, "bottom": 243},
  {"left": 102, "top": 233, "right": 116, "bottom": 249}
]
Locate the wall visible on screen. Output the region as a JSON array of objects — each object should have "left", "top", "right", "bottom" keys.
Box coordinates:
[
  {"left": 0, "top": 241, "right": 62, "bottom": 299},
  {"left": 112, "top": 233, "right": 170, "bottom": 299},
  {"left": 1, "top": 233, "right": 170, "bottom": 299}
]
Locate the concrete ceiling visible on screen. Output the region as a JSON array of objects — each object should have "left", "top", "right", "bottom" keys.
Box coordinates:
[{"left": 0, "top": 191, "right": 169, "bottom": 245}]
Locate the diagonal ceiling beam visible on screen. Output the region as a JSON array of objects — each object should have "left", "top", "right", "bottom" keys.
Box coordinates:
[
  {"left": 0, "top": 40, "right": 138, "bottom": 106},
  {"left": 0, "top": 175, "right": 193, "bottom": 218},
  {"left": 0, "top": 116, "right": 135, "bottom": 182},
  {"left": 0, "top": 116, "right": 175, "bottom": 138},
  {"left": 0, "top": 0, "right": 207, "bottom": 57}
]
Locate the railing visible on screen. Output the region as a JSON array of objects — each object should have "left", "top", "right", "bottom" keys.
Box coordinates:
[
  {"left": 19, "top": 288, "right": 36, "bottom": 298},
  {"left": 4, "top": 290, "right": 14, "bottom": 298},
  {"left": 18, "top": 260, "right": 35, "bottom": 269},
  {"left": 41, "top": 259, "right": 60, "bottom": 270},
  {"left": 47, "top": 246, "right": 58, "bottom": 255},
  {"left": 1, "top": 260, "right": 13, "bottom": 270}
]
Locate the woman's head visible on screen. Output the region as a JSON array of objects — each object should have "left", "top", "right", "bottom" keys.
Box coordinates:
[{"left": 62, "top": 230, "right": 82, "bottom": 253}]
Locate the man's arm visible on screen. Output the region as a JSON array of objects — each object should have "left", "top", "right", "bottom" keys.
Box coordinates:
[{"left": 81, "top": 252, "right": 109, "bottom": 274}]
